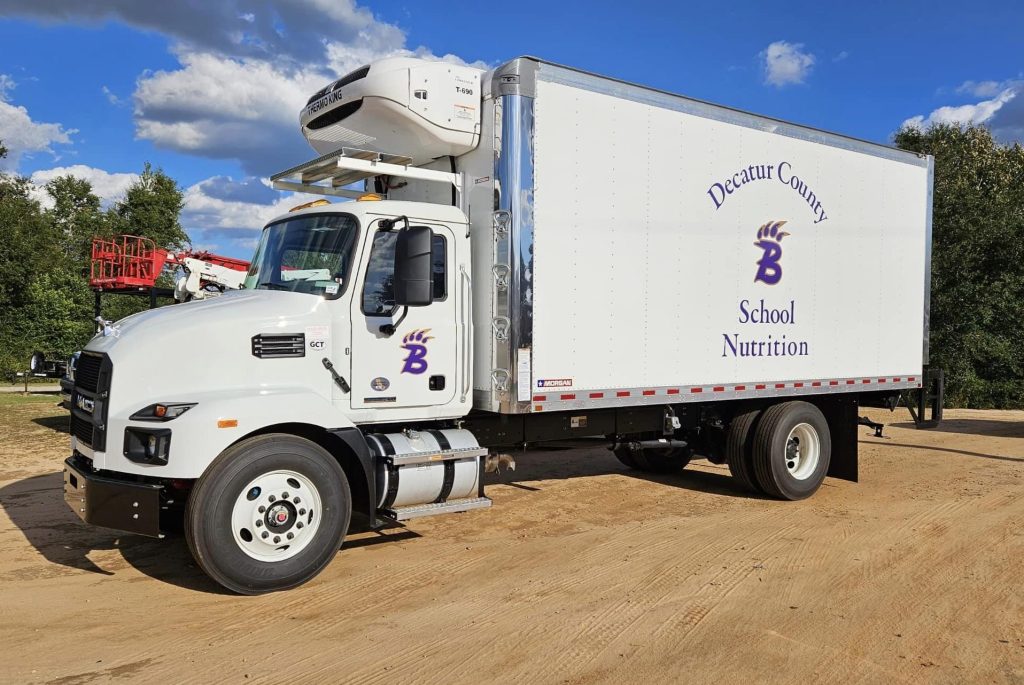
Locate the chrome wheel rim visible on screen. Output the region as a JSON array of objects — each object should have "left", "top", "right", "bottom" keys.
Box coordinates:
[
  {"left": 785, "top": 423, "right": 820, "bottom": 481},
  {"left": 230, "top": 470, "right": 322, "bottom": 562}
]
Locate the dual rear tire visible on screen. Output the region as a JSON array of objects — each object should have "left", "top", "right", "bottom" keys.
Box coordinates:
[{"left": 727, "top": 401, "right": 831, "bottom": 500}]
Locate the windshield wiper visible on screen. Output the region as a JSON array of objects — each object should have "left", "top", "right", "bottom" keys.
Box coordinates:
[{"left": 258, "top": 282, "right": 291, "bottom": 291}]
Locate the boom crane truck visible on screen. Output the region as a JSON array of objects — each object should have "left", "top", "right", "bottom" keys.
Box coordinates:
[{"left": 63, "top": 57, "right": 936, "bottom": 594}]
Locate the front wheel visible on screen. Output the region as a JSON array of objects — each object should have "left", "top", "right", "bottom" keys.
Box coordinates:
[
  {"left": 752, "top": 402, "right": 831, "bottom": 500},
  {"left": 185, "top": 434, "right": 351, "bottom": 594}
]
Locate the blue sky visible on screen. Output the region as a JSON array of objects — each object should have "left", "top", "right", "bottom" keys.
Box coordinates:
[{"left": 1, "top": 0, "right": 1021, "bottom": 257}]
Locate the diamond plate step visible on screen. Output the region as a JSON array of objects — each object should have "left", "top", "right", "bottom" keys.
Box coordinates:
[{"left": 384, "top": 496, "right": 492, "bottom": 521}]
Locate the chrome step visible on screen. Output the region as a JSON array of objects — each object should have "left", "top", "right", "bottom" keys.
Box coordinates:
[
  {"left": 387, "top": 446, "right": 488, "bottom": 466},
  {"left": 384, "top": 496, "right": 492, "bottom": 521}
]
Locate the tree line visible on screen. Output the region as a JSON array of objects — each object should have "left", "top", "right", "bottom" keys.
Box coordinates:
[
  {"left": 0, "top": 143, "right": 188, "bottom": 377},
  {"left": 2, "top": 124, "right": 1024, "bottom": 408}
]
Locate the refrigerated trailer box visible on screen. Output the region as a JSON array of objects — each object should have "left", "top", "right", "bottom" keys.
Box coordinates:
[
  {"left": 387, "top": 58, "right": 932, "bottom": 415},
  {"left": 63, "top": 56, "right": 934, "bottom": 594}
]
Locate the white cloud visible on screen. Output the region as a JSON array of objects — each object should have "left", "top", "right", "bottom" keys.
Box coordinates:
[
  {"left": 101, "top": 85, "right": 124, "bottom": 106},
  {"left": 0, "top": 1, "right": 485, "bottom": 176},
  {"left": 0, "top": 0, "right": 401, "bottom": 65},
  {"left": 955, "top": 80, "right": 1006, "bottom": 98},
  {"left": 902, "top": 84, "right": 1020, "bottom": 133},
  {"left": 833, "top": 51, "right": 849, "bottom": 63},
  {"left": 0, "top": 73, "right": 16, "bottom": 101},
  {"left": 28, "top": 164, "right": 138, "bottom": 208},
  {"left": 761, "top": 41, "right": 815, "bottom": 87},
  {"left": 0, "top": 97, "right": 76, "bottom": 171}
]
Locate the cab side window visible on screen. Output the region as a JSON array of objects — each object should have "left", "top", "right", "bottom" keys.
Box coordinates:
[{"left": 362, "top": 230, "right": 446, "bottom": 315}]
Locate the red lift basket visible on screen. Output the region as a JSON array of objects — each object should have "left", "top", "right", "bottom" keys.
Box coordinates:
[{"left": 90, "top": 235, "right": 171, "bottom": 289}]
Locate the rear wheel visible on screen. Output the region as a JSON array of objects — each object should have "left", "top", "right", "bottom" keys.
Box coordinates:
[
  {"left": 752, "top": 402, "right": 831, "bottom": 500},
  {"left": 614, "top": 444, "right": 692, "bottom": 474},
  {"left": 726, "top": 408, "right": 762, "bottom": 493},
  {"left": 186, "top": 434, "right": 351, "bottom": 595}
]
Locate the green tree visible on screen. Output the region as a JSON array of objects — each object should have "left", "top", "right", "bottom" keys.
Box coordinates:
[
  {"left": 46, "top": 174, "right": 110, "bottom": 266},
  {"left": 895, "top": 124, "right": 1024, "bottom": 408},
  {"left": 109, "top": 162, "right": 188, "bottom": 252},
  {"left": 0, "top": 153, "right": 65, "bottom": 375}
]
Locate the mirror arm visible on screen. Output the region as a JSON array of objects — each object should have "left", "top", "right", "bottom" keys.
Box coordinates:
[{"left": 379, "top": 306, "right": 409, "bottom": 337}]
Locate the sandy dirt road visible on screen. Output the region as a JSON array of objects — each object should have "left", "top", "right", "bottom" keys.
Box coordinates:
[{"left": 1, "top": 394, "right": 1022, "bottom": 684}]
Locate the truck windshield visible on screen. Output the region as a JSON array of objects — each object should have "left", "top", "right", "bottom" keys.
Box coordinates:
[{"left": 243, "top": 213, "right": 359, "bottom": 297}]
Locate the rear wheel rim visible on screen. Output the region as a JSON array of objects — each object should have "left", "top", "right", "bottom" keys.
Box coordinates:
[
  {"left": 230, "top": 470, "right": 323, "bottom": 562},
  {"left": 784, "top": 423, "right": 820, "bottom": 481}
]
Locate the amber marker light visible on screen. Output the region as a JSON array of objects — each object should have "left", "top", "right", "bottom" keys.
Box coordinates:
[{"left": 217, "top": 419, "right": 238, "bottom": 428}]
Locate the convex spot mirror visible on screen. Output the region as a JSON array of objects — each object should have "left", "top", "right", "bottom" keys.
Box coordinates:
[{"left": 393, "top": 225, "right": 433, "bottom": 307}]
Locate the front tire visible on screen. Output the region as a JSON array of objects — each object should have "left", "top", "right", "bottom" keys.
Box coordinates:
[
  {"left": 185, "top": 434, "right": 351, "bottom": 595},
  {"left": 752, "top": 402, "right": 831, "bottom": 500}
]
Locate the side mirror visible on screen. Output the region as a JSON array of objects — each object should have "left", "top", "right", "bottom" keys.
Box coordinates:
[{"left": 393, "top": 225, "right": 433, "bottom": 307}]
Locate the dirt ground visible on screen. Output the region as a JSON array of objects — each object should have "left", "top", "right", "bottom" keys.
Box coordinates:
[{"left": 1, "top": 393, "right": 1022, "bottom": 684}]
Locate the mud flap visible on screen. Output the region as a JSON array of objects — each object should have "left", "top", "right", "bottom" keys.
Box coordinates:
[{"left": 821, "top": 396, "right": 858, "bottom": 483}]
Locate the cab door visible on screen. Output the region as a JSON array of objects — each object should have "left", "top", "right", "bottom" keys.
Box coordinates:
[{"left": 349, "top": 220, "right": 458, "bottom": 410}]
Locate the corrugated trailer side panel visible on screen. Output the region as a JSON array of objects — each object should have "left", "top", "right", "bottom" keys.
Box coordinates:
[{"left": 528, "top": 63, "right": 930, "bottom": 411}]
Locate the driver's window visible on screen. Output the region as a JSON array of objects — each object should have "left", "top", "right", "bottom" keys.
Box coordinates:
[{"left": 362, "top": 230, "right": 447, "bottom": 315}]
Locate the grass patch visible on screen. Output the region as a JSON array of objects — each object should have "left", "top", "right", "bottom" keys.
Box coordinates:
[{"left": 0, "top": 393, "right": 64, "bottom": 407}]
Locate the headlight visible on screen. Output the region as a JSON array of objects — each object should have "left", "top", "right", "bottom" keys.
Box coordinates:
[{"left": 130, "top": 403, "right": 196, "bottom": 421}]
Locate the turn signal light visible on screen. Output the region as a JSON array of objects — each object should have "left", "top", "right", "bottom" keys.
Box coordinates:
[
  {"left": 357, "top": 193, "right": 382, "bottom": 201},
  {"left": 218, "top": 419, "right": 238, "bottom": 429}
]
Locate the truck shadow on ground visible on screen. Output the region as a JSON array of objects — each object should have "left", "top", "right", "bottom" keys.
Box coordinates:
[
  {"left": 486, "top": 442, "right": 771, "bottom": 500},
  {"left": 867, "top": 440, "right": 1023, "bottom": 463},
  {"left": 32, "top": 415, "right": 70, "bottom": 433},
  {"left": 890, "top": 418, "right": 1024, "bottom": 439},
  {"left": 0, "top": 471, "right": 422, "bottom": 594},
  {"left": 0, "top": 472, "right": 227, "bottom": 593}
]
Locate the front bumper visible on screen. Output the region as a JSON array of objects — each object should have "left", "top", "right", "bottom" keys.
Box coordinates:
[{"left": 63, "top": 455, "right": 164, "bottom": 538}]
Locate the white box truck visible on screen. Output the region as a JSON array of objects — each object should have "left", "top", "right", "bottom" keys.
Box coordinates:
[{"left": 63, "top": 56, "right": 935, "bottom": 594}]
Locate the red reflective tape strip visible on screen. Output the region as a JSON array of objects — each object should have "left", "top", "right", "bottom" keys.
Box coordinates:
[
  {"left": 862, "top": 379, "right": 871, "bottom": 384},
  {"left": 713, "top": 386, "right": 725, "bottom": 392},
  {"left": 794, "top": 382, "right": 804, "bottom": 388},
  {"left": 667, "top": 388, "right": 680, "bottom": 395},
  {"left": 829, "top": 380, "right": 839, "bottom": 385},
  {"left": 642, "top": 390, "right": 656, "bottom": 396},
  {"left": 735, "top": 385, "right": 746, "bottom": 391},
  {"left": 589, "top": 392, "right": 604, "bottom": 399},
  {"left": 690, "top": 387, "right": 703, "bottom": 393},
  {"left": 617, "top": 391, "right": 630, "bottom": 397},
  {"left": 893, "top": 377, "right": 901, "bottom": 382},
  {"left": 775, "top": 383, "right": 786, "bottom": 389},
  {"left": 879, "top": 378, "right": 887, "bottom": 383},
  {"left": 560, "top": 393, "right": 576, "bottom": 400},
  {"left": 811, "top": 381, "right": 821, "bottom": 387},
  {"left": 755, "top": 384, "right": 766, "bottom": 390},
  {"left": 533, "top": 395, "right": 546, "bottom": 402},
  {"left": 909, "top": 376, "right": 916, "bottom": 382},
  {"left": 846, "top": 380, "right": 855, "bottom": 385}
]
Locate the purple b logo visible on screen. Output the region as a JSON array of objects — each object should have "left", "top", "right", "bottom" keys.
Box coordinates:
[
  {"left": 754, "top": 220, "right": 790, "bottom": 285},
  {"left": 400, "top": 329, "right": 433, "bottom": 374}
]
